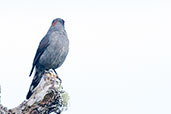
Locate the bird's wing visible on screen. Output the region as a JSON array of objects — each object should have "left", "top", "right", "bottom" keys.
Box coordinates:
[{"left": 29, "top": 36, "right": 50, "bottom": 76}]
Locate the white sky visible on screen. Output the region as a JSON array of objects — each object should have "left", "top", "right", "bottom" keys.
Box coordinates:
[{"left": 0, "top": 0, "right": 171, "bottom": 114}]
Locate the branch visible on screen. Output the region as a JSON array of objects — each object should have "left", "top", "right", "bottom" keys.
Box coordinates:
[{"left": 0, "top": 72, "right": 69, "bottom": 114}]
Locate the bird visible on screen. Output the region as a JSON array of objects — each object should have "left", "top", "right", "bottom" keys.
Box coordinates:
[{"left": 26, "top": 18, "right": 69, "bottom": 99}]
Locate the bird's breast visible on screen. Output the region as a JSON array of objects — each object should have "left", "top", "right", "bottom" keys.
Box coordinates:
[{"left": 38, "top": 31, "right": 69, "bottom": 70}]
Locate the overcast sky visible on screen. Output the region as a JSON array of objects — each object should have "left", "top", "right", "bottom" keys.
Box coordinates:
[{"left": 0, "top": 0, "right": 171, "bottom": 114}]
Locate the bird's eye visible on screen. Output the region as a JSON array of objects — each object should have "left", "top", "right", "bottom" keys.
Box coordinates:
[{"left": 52, "top": 20, "right": 57, "bottom": 27}]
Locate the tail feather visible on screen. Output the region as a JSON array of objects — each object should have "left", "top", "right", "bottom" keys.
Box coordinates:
[
  {"left": 26, "top": 71, "right": 44, "bottom": 99},
  {"left": 26, "top": 90, "right": 32, "bottom": 100}
]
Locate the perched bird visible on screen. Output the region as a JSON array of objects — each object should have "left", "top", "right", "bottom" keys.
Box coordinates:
[{"left": 26, "top": 18, "right": 69, "bottom": 99}]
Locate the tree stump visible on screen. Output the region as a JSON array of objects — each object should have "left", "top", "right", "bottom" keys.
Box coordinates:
[{"left": 0, "top": 71, "right": 69, "bottom": 114}]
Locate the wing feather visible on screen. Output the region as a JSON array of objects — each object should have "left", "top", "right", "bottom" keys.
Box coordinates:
[{"left": 29, "top": 36, "right": 49, "bottom": 76}]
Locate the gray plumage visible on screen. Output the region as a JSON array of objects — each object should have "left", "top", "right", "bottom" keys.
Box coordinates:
[{"left": 26, "top": 18, "right": 69, "bottom": 99}]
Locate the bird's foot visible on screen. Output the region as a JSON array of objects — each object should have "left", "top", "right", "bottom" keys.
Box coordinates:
[
  {"left": 47, "top": 69, "right": 62, "bottom": 84},
  {"left": 53, "top": 69, "right": 62, "bottom": 83},
  {"left": 44, "top": 71, "right": 56, "bottom": 78}
]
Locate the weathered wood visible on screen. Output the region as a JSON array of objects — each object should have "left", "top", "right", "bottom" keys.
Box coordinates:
[{"left": 0, "top": 72, "right": 69, "bottom": 114}]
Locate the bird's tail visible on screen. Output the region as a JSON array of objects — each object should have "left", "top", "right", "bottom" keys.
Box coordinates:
[{"left": 26, "top": 71, "right": 44, "bottom": 99}]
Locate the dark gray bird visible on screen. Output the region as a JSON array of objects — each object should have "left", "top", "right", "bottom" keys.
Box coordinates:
[{"left": 26, "top": 18, "right": 69, "bottom": 99}]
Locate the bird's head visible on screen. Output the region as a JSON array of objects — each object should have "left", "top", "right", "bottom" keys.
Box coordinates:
[{"left": 50, "top": 18, "right": 65, "bottom": 31}]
